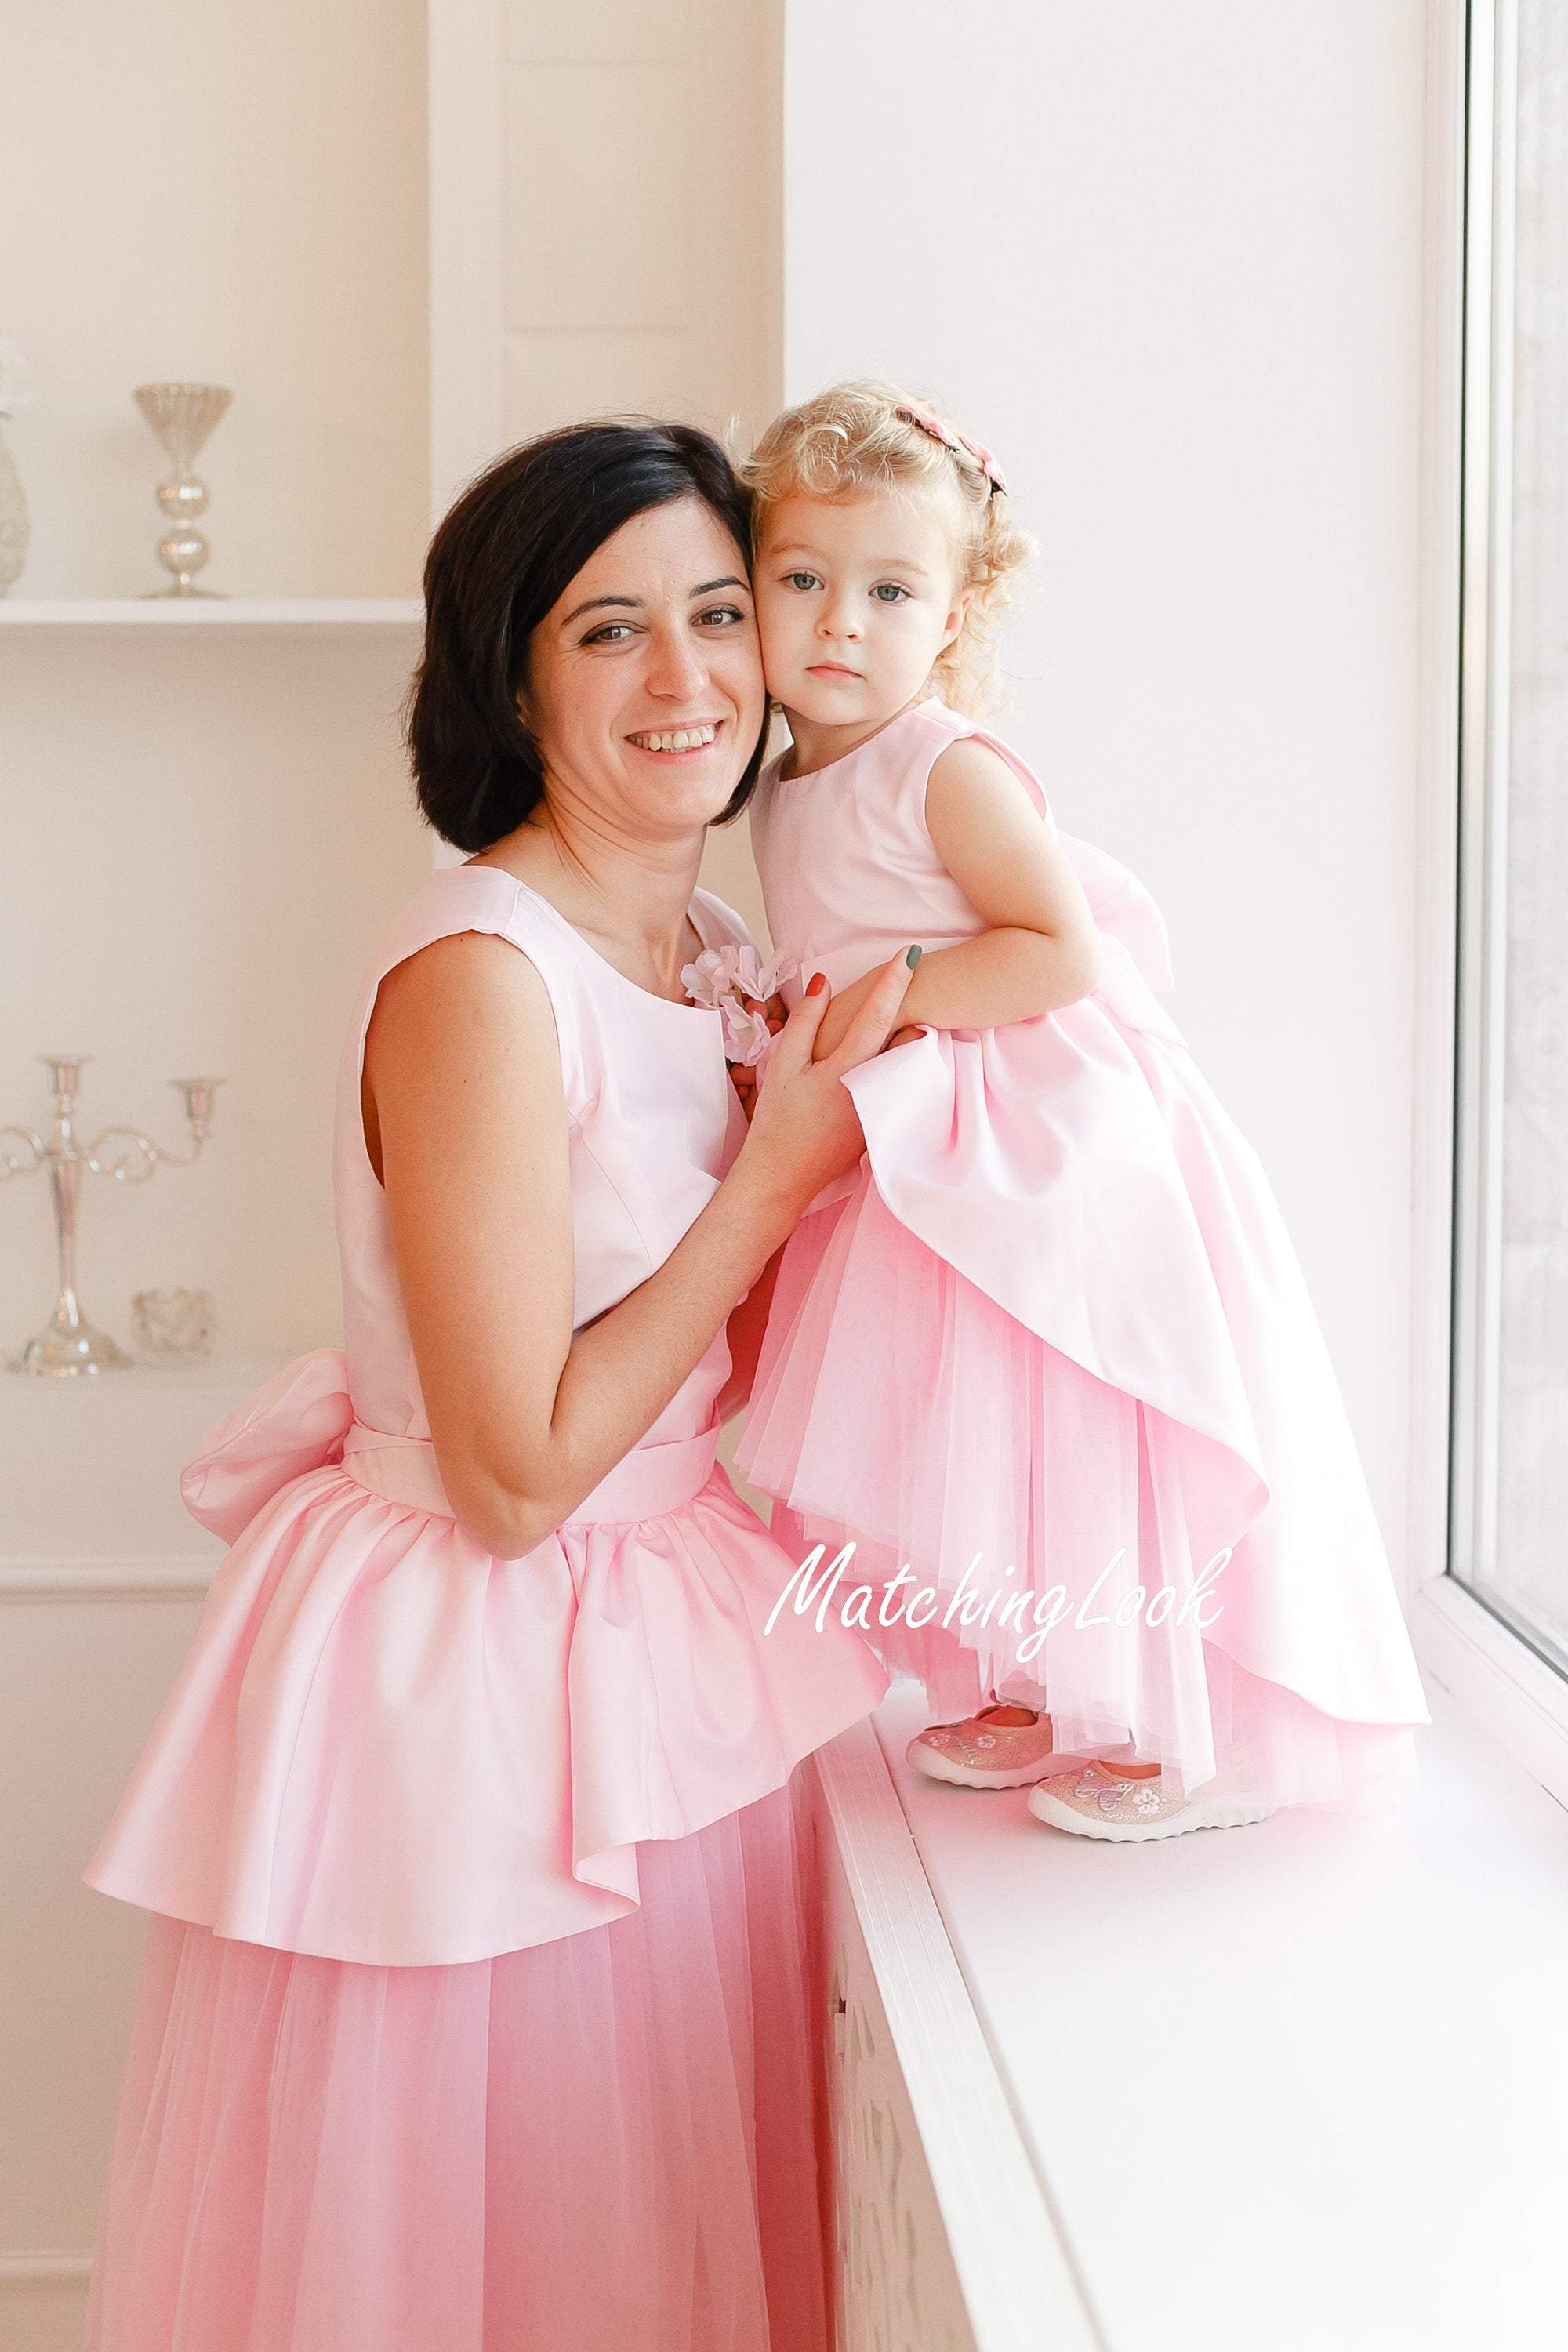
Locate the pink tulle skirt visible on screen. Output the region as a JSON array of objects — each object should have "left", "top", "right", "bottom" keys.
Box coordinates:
[
  {"left": 742, "top": 1181, "right": 1421, "bottom": 1816},
  {"left": 84, "top": 1770, "right": 830, "bottom": 2352}
]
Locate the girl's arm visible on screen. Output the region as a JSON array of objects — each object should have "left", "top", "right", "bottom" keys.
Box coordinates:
[
  {"left": 364, "top": 936, "right": 913, "bottom": 1558},
  {"left": 813, "top": 737, "right": 1102, "bottom": 1054}
]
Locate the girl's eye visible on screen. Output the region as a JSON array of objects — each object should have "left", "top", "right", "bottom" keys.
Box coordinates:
[
  {"left": 783, "top": 571, "right": 821, "bottom": 592},
  {"left": 872, "top": 583, "right": 912, "bottom": 604}
]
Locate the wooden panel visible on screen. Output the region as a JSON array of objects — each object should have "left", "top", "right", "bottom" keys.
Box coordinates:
[
  {"left": 822, "top": 1824, "right": 978, "bottom": 2352},
  {"left": 811, "top": 1720, "right": 1102, "bottom": 2352}
]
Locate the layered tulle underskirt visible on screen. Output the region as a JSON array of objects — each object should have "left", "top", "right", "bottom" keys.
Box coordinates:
[
  {"left": 739, "top": 1177, "right": 1424, "bottom": 1816},
  {"left": 85, "top": 1770, "right": 830, "bottom": 2352}
]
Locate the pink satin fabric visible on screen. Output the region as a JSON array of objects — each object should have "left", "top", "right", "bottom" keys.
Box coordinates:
[
  {"left": 739, "top": 696, "right": 1428, "bottom": 1806},
  {"left": 83, "top": 867, "right": 888, "bottom": 1968},
  {"left": 82, "top": 864, "right": 869, "bottom": 2349}
]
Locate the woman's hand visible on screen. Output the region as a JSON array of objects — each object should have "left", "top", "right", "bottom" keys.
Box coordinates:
[
  {"left": 808, "top": 967, "right": 878, "bottom": 1060},
  {"left": 736, "top": 953, "right": 919, "bottom": 1214},
  {"left": 811, "top": 970, "right": 928, "bottom": 1062},
  {"left": 725, "top": 990, "right": 788, "bottom": 1121}
]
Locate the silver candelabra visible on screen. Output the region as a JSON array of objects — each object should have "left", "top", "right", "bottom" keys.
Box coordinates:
[{"left": 1, "top": 1057, "right": 222, "bottom": 1376}]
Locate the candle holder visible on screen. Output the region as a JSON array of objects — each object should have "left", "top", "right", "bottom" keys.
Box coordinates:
[
  {"left": 1, "top": 1057, "right": 222, "bottom": 1377},
  {"left": 133, "top": 382, "right": 233, "bottom": 597}
]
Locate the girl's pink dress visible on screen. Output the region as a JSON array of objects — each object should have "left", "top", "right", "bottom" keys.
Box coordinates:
[
  {"left": 81, "top": 863, "right": 888, "bottom": 2352},
  {"left": 735, "top": 695, "right": 1429, "bottom": 1809}
]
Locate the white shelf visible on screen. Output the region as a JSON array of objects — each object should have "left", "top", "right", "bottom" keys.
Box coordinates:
[{"left": 0, "top": 598, "right": 423, "bottom": 630}]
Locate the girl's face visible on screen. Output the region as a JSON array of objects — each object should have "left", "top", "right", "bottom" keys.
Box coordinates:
[
  {"left": 753, "top": 486, "right": 973, "bottom": 732},
  {"left": 524, "top": 495, "right": 764, "bottom": 841}
]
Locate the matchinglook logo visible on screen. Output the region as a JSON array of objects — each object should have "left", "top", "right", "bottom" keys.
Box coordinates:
[{"left": 764, "top": 1541, "right": 1230, "bottom": 1669}]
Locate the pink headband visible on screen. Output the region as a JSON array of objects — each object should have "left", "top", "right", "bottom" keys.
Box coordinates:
[{"left": 895, "top": 400, "right": 1009, "bottom": 497}]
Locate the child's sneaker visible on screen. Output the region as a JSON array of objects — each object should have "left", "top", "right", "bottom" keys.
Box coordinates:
[
  {"left": 1026, "top": 1759, "right": 1275, "bottom": 1842},
  {"left": 906, "top": 1704, "right": 1058, "bottom": 1789}
]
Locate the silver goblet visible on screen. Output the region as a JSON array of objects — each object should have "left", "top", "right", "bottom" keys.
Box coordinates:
[{"left": 133, "top": 382, "right": 233, "bottom": 597}]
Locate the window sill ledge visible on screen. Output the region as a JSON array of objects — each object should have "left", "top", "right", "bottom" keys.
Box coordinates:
[
  {"left": 1410, "top": 1571, "right": 1568, "bottom": 1809},
  {"left": 847, "top": 1672, "right": 1568, "bottom": 2350}
]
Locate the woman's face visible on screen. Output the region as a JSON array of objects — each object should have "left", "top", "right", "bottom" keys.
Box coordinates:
[{"left": 524, "top": 495, "right": 764, "bottom": 842}]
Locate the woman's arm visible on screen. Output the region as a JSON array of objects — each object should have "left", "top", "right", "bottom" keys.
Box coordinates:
[
  {"left": 716, "top": 1243, "right": 784, "bottom": 1423},
  {"left": 813, "top": 737, "right": 1102, "bottom": 1054},
  {"left": 364, "top": 937, "right": 912, "bottom": 1557}
]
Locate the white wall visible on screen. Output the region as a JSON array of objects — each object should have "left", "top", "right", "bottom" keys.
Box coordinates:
[
  {"left": 0, "top": 8, "right": 430, "bottom": 2336},
  {"left": 0, "top": 0, "right": 429, "bottom": 600},
  {"left": 493, "top": 0, "right": 782, "bottom": 934},
  {"left": 782, "top": 0, "right": 1432, "bottom": 1591},
  {"left": 0, "top": 633, "right": 432, "bottom": 1360}
]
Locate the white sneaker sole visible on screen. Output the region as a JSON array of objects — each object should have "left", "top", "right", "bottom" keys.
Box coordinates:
[
  {"left": 1026, "top": 1787, "right": 1276, "bottom": 1842},
  {"left": 906, "top": 1740, "right": 1061, "bottom": 1791}
]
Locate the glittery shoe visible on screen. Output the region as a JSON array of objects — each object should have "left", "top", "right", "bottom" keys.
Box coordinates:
[
  {"left": 1026, "top": 1759, "right": 1276, "bottom": 1842},
  {"left": 906, "top": 1704, "right": 1058, "bottom": 1789}
]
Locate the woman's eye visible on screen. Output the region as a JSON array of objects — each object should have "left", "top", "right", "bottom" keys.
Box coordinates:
[
  {"left": 872, "top": 583, "right": 911, "bottom": 604},
  {"left": 582, "top": 622, "right": 635, "bottom": 645},
  {"left": 697, "top": 604, "right": 746, "bottom": 628}
]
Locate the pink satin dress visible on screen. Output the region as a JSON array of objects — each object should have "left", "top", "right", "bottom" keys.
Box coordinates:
[
  {"left": 82, "top": 862, "right": 887, "bottom": 2352},
  {"left": 736, "top": 695, "right": 1429, "bottom": 1809}
]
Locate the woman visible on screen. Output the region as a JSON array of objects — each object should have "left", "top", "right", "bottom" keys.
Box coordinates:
[{"left": 81, "top": 419, "right": 914, "bottom": 2350}]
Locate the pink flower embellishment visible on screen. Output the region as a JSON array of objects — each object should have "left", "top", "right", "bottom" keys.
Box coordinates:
[
  {"left": 720, "top": 1001, "right": 774, "bottom": 1066},
  {"left": 681, "top": 942, "right": 797, "bottom": 1067},
  {"left": 680, "top": 945, "right": 743, "bottom": 1009}
]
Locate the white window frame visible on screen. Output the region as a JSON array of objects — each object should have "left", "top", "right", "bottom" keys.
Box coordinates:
[{"left": 1407, "top": 0, "right": 1568, "bottom": 1808}]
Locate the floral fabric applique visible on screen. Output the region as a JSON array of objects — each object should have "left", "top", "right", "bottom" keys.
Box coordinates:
[{"left": 681, "top": 944, "right": 796, "bottom": 1069}]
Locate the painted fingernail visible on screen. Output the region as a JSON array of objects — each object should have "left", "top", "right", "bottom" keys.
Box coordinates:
[
  {"left": 906, "top": 944, "right": 923, "bottom": 968},
  {"left": 805, "top": 971, "right": 827, "bottom": 996}
]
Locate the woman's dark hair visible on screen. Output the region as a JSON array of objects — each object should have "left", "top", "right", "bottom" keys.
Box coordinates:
[{"left": 405, "top": 418, "right": 768, "bottom": 852}]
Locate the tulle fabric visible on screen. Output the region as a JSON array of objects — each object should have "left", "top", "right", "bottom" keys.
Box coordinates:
[
  {"left": 748, "top": 1184, "right": 1418, "bottom": 1817},
  {"left": 84, "top": 1769, "right": 830, "bottom": 2352}
]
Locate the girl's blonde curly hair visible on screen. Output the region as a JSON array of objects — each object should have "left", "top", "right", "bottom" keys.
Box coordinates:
[{"left": 737, "top": 379, "right": 1036, "bottom": 718}]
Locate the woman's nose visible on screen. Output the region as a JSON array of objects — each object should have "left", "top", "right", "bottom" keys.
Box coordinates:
[{"left": 645, "top": 627, "right": 709, "bottom": 699}]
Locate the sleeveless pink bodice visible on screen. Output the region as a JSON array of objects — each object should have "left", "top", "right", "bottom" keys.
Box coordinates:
[
  {"left": 337, "top": 866, "right": 748, "bottom": 1482},
  {"left": 750, "top": 694, "right": 1182, "bottom": 1040}
]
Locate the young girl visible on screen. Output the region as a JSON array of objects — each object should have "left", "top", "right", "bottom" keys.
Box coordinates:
[{"left": 732, "top": 380, "right": 1430, "bottom": 1842}]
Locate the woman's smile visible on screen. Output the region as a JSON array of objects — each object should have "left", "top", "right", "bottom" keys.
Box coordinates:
[{"left": 625, "top": 719, "right": 726, "bottom": 757}]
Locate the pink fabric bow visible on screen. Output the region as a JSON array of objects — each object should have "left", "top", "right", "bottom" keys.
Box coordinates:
[{"left": 895, "top": 400, "right": 1009, "bottom": 496}]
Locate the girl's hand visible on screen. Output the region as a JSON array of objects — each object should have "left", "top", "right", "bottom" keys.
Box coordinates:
[{"left": 737, "top": 953, "right": 918, "bottom": 1214}]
